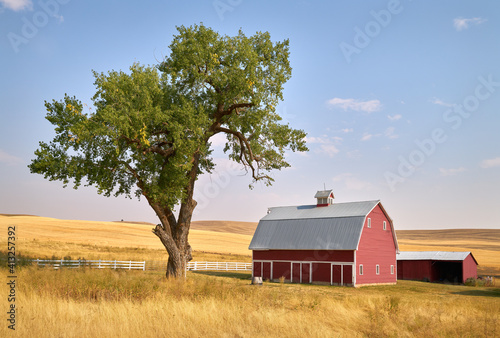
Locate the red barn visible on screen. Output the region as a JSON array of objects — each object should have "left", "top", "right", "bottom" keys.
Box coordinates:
[
  {"left": 249, "top": 190, "right": 399, "bottom": 287},
  {"left": 397, "top": 251, "right": 478, "bottom": 283}
]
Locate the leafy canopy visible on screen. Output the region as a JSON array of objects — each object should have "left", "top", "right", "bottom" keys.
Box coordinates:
[{"left": 29, "top": 24, "right": 308, "bottom": 210}]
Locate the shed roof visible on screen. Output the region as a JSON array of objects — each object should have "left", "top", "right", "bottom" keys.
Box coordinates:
[
  {"left": 249, "top": 200, "right": 397, "bottom": 251},
  {"left": 397, "top": 251, "right": 478, "bottom": 264}
]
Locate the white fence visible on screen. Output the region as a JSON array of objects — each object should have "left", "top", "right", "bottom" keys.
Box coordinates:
[
  {"left": 186, "top": 261, "right": 252, "bottom": 271},
  {"left": 32, "top": 259, "right": 251, "bottom": 272},
  {"left": 33, "top": 259, "right": 146, "bottom": 271}
]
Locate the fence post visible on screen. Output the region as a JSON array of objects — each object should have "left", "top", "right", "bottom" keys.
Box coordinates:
[
  {"left": 129, "top": 260, "right": 132, "bottom": 270},
  {"left": 114, "top": 260, "right": 117, "bottom": 269},
  {"left": 98, "top": 259, "right": 101, "bottom": 269}
]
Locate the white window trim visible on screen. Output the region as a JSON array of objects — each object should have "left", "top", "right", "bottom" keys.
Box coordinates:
[
  {"left": 359, "top": 264, "right": 363, "bottom": 275},
  {"left": 383, "top": 221, "right": 387, "bottom": 230},
  {"left": 391, "top": 265, "right": 394, "bottom": 275},
  {"left": 376, "top": 264, "right": 380, "bottom": 275},
  {"left": 367, "top": 218, "right": 371, "bottom": 228}
]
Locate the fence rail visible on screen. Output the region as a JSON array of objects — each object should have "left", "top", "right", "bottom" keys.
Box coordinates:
[
  {"left": 186, "top": 261, "right": 252, "bottom": 271},
  {"left": 29, "top": 259, "right": 251, "bottom": 272},
  {"left": 33, "top": 259, "right": 145, "bottom": 271}
]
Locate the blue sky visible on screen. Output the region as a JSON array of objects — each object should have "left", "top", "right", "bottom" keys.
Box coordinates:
[{"left": 1, "top": 0, "right": 499, "bottom": 230}]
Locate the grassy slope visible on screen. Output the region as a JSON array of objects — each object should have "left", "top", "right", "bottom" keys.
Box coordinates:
[{"left": 1, "top": 214, "right": 499, "bottom": 274}]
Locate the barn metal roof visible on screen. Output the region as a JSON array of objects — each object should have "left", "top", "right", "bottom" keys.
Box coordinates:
[
  {"left": 397, "top": 251, "right": 476, "bottom": 263},
  {"left": 249, "top": 200, "right": 382, "bottom": 251},
  {"left": 261, "top": 200, "right": 380, "bottom": 221}
]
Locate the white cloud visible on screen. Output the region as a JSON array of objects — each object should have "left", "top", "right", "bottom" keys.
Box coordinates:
[
  {"left": 209, "top": 132, "right": 227, "bottom": 147},
  {"left": 453, "top": 17, "right": 487, "bottom": 31},
  {"left": 341, "top": 128, "right": 353, "bottom": 133},
  {"left": 320, "top": 144, "right": 339, "bottom": 157},
  {"left": 305, "top": 136, "right": 340, "bottom": 157},
  {"left": 0, "top": 149, "right": 24, "bottom": 165},
  {"left": 333, "top": 173, "right": 372, "bottom": 191},
  {"left": 480, "top": 157, "right": 500, "bottom": 169},
  {"left": 304, "top": 136, "right": 328, "bottom": 144},
  {"left": 384, "top": 127, "right": 398, "bottom": 139},
  {"left": 360, "top": 133, "right": 373, "bottom": 141},
  {"left": 0, "top": 0, "right": 32, "bottom": 11},
  {"left": 431, "top": 97, "right": 455, "bottom": 107},
  {"left": 327, "top": 98, "right": 381, "bottom": 113},
  {"left": 387, "top": 114, "right": 402, "bottom": 121},
  {"left": 439, "top": 167, "right": 466, "bottom": 176}
]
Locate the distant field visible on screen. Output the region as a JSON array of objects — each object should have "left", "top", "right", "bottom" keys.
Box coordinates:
[
  {"left": 0, "top": 215, "right": 253, "bottom": 258},
  {"left": 1, "top": 214, "right": 499, "bottom": 275}
]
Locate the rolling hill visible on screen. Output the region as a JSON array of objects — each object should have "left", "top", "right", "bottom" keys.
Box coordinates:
[{"left": 1, "top": 214, "right": 498, "bottom": 274}]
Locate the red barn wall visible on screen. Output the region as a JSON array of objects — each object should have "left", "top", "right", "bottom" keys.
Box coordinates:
[
  {"left": 462, "top": 254, "right": 478, "bottom": 282},
  {"left": 356, "top": 204, "right": 397, "bottom": 285},
  {"left": 397, "top": 260, "right": 434, "bottom": 281},
  {"left": 252, "top": 250, "right": 355, "bottom": 285}
]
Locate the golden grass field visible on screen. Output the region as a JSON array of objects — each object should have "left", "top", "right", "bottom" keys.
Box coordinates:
[{"left": 0, "top": 214, "right": 499, "bottom": 337}]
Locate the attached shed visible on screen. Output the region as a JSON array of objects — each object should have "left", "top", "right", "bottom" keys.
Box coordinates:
[
  {"left": 249, "top": 190, "right": 399, "bottom": 287},
  {"left": 397, "top": 251, "right": 478, "bottom": 283}
]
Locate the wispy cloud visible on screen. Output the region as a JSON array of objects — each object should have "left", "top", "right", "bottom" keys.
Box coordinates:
[
  {"left": 341, "top": 128, "right": 353, "bottom": 133},
  {"left": 439, "top": 167, "right": 466, "bottom": 176},
  {"left": 305, "top": 136, "right": 340, "bottom": 157},
  {"left": 0, "top": 149, "right": 24, "bottom": 165},
  {"left": 480, "top": 157, "right": 500, "bottom": 169},
  {"left": 431, "top": 97, "right": 455, "bottom": 107},
  {"left": 453, "top": 17, "right": 487, "bottom": 31},
  {"left": 361, "top": 133, "right": 373, "bottom": 141},
  {"left": 384, "top": 127, "right": 398, "bottom": 139},
  {"left": 327, "top": 98, "right": 382, "bottom": 113},
  {"left": 320, "top": 144, "right": 340, "bottom": 157},
  {"left": 387, "top": 114, "right": 402, "bottom": 121},
  {"left": 0, "top": 0, "right": 32, "bottom": 11}
]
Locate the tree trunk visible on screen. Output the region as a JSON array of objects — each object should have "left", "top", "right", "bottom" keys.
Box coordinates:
[{"left": 151, "top": 153, "right": 200, "bottom": 279}]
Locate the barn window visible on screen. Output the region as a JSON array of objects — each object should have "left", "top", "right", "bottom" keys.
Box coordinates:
[
  {"left": 359, "top": 264, "right": 363, "bottom": 275},
  {"left": 383, "top": 221, "right": 387, "bottom": 230},
  {"left": 376, "top": 264, "right": 380, "bottom": 275},
  {"left": 367, "top": 218, "right": 371, "bottom": 228},
  {"left": 391, "top": 265, "right": 394, "bottom": 274}
]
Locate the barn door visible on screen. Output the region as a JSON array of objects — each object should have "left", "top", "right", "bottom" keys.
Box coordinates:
[
  {"left": 292, "top": 263, "right": 301, "bottom": 283},
  {"left": 331, "top": 264, "right": 343, "bottom": 286},
  {"left": 263, "top": 262, "right": 272, "bottom": 280},
  {"left": 301, "top": 263, "right": 311, "bottom": 284}
]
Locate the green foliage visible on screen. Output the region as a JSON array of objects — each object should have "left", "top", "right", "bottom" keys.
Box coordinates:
[{"left": 29, "top": 23, "right": 308, "bottom": 212}]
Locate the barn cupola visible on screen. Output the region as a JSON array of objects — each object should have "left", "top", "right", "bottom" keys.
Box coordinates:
[{"left": 314, "top": 189, "right": 334, "bottom": 207}]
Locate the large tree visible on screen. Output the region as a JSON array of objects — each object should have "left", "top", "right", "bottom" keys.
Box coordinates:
[{"left": 29, "top": 24, "right": 308, "bottom": 278}]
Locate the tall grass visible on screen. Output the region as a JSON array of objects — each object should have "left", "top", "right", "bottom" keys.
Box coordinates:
[{"left": 1, "top": 266, "right": 498, "bottom": 337}]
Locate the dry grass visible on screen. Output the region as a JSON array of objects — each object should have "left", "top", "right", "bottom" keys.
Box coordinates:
[
  {"left": 191, "top": 220, "right": 258, "bottom": 235},
  {"left": 1, "top": 215, "right": 500, "bottom": 336},
  {"left": 0, "top": 266, "right": 498, "bottom": 337}
]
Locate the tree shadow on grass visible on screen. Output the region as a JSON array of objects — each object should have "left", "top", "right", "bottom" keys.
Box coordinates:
[
  {"left": 452, "top": 288, "right": 500, "bottom": 298},
  {"left": 190, "top": 270, "right": 252, "bottom": 280}
]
